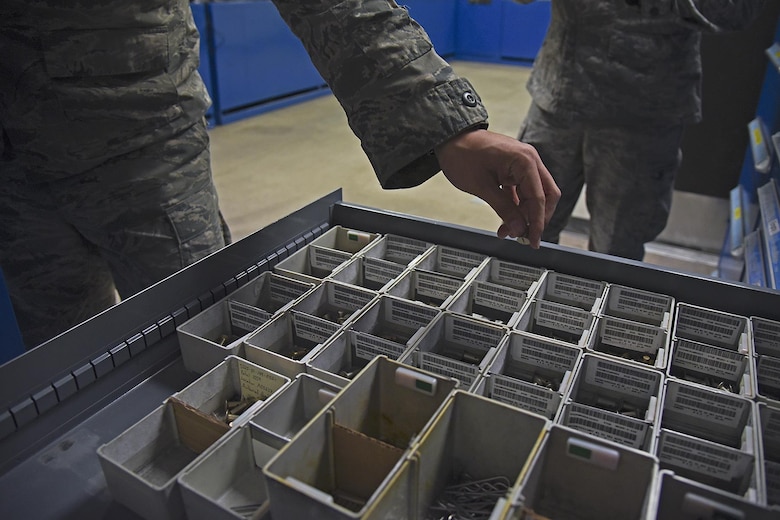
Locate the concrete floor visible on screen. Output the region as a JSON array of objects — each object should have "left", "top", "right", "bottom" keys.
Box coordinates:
[{"left": 209, "top": 61, "right": 721, "bottom": 277}]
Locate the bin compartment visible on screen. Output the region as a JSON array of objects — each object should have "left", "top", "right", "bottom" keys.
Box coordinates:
[
  {"left": 98, "top": 400, "right": 231, "bottom": 520},
  {"left": 601, "top": 284, "right": 674, "bottom": 329},
  {"left": 485, "top": 331, "right": 580, "bottom": 419},
  {"left": 178, "top": 425, "right": 285, "bottom": 520},
  {"left": 401, "top": 312, "right": 507, "bottom": 389},
  {"left": 263, "top": 357, "right": 457, "bottom": 519},
  {"left": 249, "top": 373, "right": 341, "bottom": 444},
  {"left": 563, "top": 354, "right": 662, "bottom": 451},
  {"left": 172, "top": 356, "right": 289, "bottom": 429},
  {"left": 590, "top": 315, "right": 669, "bottom": 370},
  {"left": 516, "top": 425, "right": 657, "bottom": 519},
  {"left": 534, "top": 271, "right": 606, "bottom": 314},
  {"left": 411, "top": 391, "right": 548, "bottom": 520},
  {"left": 514, "top": 299, "right": 596, "bottom": 347}
]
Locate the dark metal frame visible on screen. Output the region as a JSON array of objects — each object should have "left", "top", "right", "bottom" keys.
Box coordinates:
[{"left": 0, "top": 189, "right": 777, "bottom": 519}]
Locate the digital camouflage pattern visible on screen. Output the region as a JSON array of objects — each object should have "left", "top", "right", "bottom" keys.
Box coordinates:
[
  {"left": 526, "top": 0, "right": 764, "bottom": 124},
  {"left": 519, "top": 0, "right": 763, "bottom": 260},
  {"left": 0, "top": 0, "right": 487, "bottom": 346},
  {"left": 273, "top": 0, "right": 489, "bottom": 188},
  {"left": 520, "top": 103, "right": 684, "bottom": 260}
]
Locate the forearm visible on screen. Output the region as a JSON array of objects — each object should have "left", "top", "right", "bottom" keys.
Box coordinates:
[{"left": 271, "top": 0, "right": 488, "bottom": 188}]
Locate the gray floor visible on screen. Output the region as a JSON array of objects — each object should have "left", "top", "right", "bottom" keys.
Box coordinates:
[{"left": 209, "top": 61, "right": 722, "bottom": 277}]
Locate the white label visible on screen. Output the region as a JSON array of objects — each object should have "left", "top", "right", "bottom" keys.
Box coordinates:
[
  {"left": 665, "top": 383, "right": 747, "bottom": 430},
  {"left": 758, "top": 355, "right": 780, "bottom": 391},
  {"left": 445, "top": 316, "right": 504, "bottom": 350},
  {"left": 385, "top": 235, "right": 429, "bottom": 263},
  {"left": 658, "top": 432, "right": 752, "bottom": 481},
  {"left": 584, "top": 358, "right": 658, "bottom": 398},
  {"left": 353, "top": 332, "right": 407, "bottom": 361},
  {"left": 534, "top": 301, "right": 591, "bottom": 336},
  {"left": 291, "top": 311, "right": 339, "bottom": 343},
  {"left": 436, "top": 246, "right": 485, "bottom": 277},
  {"left": 763, "top": 406, "right": 780, "bottom": 448},
  {"left": 420, "top": 351, "right": 478, "bottom": 386},
  {"left": 566, "top": 403, "right": 648, "bottom": 449},
  {"left": 608, "top": 286, "right": 671, "bottom": 323},
  {"left": 238, "top": 362, "right": 287, "bottom": 400},
  {"left": 675, "top": 306, "right": 744, "bottom": 348},
  {"left": 769, "top": 218, "right": 780, "bottom": 236},
  {"left": 766, "top": 460, "right": 780, "bottom": 506},
  {"left": 753, "top": 318, "right": 780, "bottom": 357},
  {"left": 415, "top": 271, "right": 462, "bottom": 301},
  {"left": 330, "top": 284, "right": 373, "bottom": 311},
  {"left": 672, "top": 339, "right": 746, "bottom": 381},
  {"left": 309, "top": 246, "right": 351, "bottom": 272},
  {"left": 472, "top": 281, "right": 526, "bottom": 314},
  {"left": 363, "top": 257, "right": 404, "bottom": 285},
  {"left": 547, "top": 273, "right": 603, "bottom": 307},
  {"left": 269, "top": 277, "right": 309, "bottom": 304},
  {"left": 490, "top": 261, "right": 543, "bottom": 290},
  {"left": 491, "top": 376, "right": 559, "bottom": 418},
  {"left": 229, "top": 300, "right": 271, "bottom": 333},
  {"left": 511, "top": 336, "right": 578, "bottom": 373},
  {"left": 384, "top": 299, "right": 438, "bottom": 329},
  {"left": 601, "top": 318, "right": 664, "bottom": 353}
]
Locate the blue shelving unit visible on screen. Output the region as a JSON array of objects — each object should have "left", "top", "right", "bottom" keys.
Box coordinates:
[
  {"left": 403, "top": 0, "right": 457, "bottom": 57},
  {"left": 456, "top": 0, "right": 504, "bottom": 60},
  {"left": 0, "top": 269, "right": 24, "bottom": 364},
  {"left": 720, "top": 19, "right": 780, "bottom": 285},
  {"left": 501, "top": 0, "right": 551, "bottom": 61},
  {"left": 192, "top": 0, "right": 551, "bottom": 126},
  {"left": 190, "top": 3, "right": 216, "bottom": 125},
  {"left": 208, "top": 0, "right": 328, "bottom": 124}
]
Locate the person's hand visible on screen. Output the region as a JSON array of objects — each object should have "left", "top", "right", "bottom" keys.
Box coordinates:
[{"left": 434, "top": 128, "right": 560, "bottom": 248}]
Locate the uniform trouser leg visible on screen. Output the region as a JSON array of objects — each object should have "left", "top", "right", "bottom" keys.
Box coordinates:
[
  {"left": 518, "top": 103, "right": 585, "bottom": 245},
  {"left": 519, "top": 103, "right": 683, "bottom": 260},
  {"left": 0, "top": 121, "right": 228, "bottom": 348},
  {"left": 582, "top": 123, "right": 683, "bottom": 260}
]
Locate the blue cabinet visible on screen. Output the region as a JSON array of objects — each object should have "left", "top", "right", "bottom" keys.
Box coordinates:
[
  {"left": 403, "top": 0, "right": 457, "bottom": 57},
  {"left": 456, "top": 0, "right": 503, "bottom": 59},
  {"left": 0, "top": 269, "right": 24, "bottom": 363},
  {"left": 501, "top": 0, "right": 550, "bottom": 61},
  {"left": 209, "top": 1, "right": 326, "bottom": 123},
  {"left": 457, "top": 0, "right": 550, "bottom": 62},
  {"left": 190, "top": 3, "right": 215, "bottom": 121}
]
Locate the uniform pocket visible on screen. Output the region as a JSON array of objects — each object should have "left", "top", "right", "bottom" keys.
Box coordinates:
[
  {"left": 42, "top": 28, "right": 183, "bottom": 123},
  {"left": 607, "top": 29, "right": 697, "bottom": 77},
  {"left": 165, "top": 186, "right": 225, "bottom": 265}
]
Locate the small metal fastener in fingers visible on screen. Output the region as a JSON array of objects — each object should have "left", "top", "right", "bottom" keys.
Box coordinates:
[{"left": 516, "top": 222, "right": 531, "bottom": 246}]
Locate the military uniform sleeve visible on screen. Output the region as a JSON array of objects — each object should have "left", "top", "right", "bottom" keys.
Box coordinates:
[
  {"left": 271, "top": 0, "right": 488, "bottom": 189},
  {"left": 644, "top": 0, "right": 764, "bottom": 32}
]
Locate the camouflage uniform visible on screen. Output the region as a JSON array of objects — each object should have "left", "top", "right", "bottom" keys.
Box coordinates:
[
  {"left": 519, "top": 0, "right": 762, "bottom": 259},
  {"left": 0, "top": 0, "right": 488, "bottom": 347}
]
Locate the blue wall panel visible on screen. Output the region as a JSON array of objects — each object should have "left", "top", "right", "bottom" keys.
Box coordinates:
[
  {"left": 210, "top": 1, "right": 325, "bottom": 115},
  {"left": 190, "top": 3, "right": 215, "bottom": 120},
  {"left": 501, "top": 0, "right": 550, "bottom": 61},
  {"left": 0, "top": 269, "right": 24, "bottom": 364},
  {"left": 403, "top": 0, "right": 457, "bottom": 57},
  {"left": 456, "top": 0, "right": 503, "bottom": 59}
]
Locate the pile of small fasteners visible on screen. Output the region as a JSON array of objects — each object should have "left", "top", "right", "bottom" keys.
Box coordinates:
[
  {"left": 213, "top": 394, "right": 256, "bottom": 425},
  {"left": 680, "top": 370, "right": 737, "bottom": 393},
  {"left": 289, "top": 346, "right": 310, "bottom": 360},
  {"left": 321, "top": 310, "right": 350, "bottom": 325},
  {"left": 425, "top": 475, "right": 512, "bottom": 520},
  {"left": 599, "top": 344, "right": 655, "bottom": 365}
]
